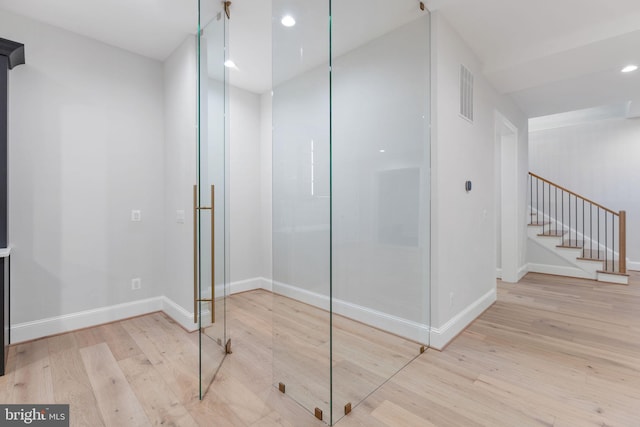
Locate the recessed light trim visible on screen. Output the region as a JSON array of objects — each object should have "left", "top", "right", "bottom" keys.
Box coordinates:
[
  {"left": 621, "top": 64, "right": 638, "bottom": 73},
  {"left": 281, "top": 15, "right": 296, "bottom": 27},
  {"left": 224, "top": 59, "right": 237, "bottom": 69}
]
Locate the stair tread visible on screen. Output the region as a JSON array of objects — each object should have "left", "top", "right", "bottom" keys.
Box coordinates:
[
  {"left": 580, "top": 249, "right": 606, "bottom": 260},
  {"left": 597, "top": 269, "right": 629, "bottom": 277},
  {"left": 537, "top": 230, "right": 567, "bottom": 237},
  {"left": 590, "top": 259, "right": 627, "bottom": 275},
  {"left": 557, "top": 239, "right": 584, "bottom": 248}
]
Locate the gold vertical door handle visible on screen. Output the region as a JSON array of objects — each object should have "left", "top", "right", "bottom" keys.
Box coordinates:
[
  {"left": 193, "top": 185, "right": 198, "bottom": 324},
  {"left": 210, "top": 184, "right": 215, "bottom": 325},
  {"left": 193, "top": 185, "right": 216, "bottom": 326}
]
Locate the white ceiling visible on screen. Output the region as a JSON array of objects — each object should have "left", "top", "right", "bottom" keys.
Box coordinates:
[
  {"left": 427, "top": 0, "right": 640, "bottom": 117},
  {"left": 1, "top": 0, "right": 640, "bottom": 117}
]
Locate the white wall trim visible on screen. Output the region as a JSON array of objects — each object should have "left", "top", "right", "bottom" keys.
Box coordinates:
[
  {"left": 517, "top": 264, "right": 529, "bottom": 281},
  {"left": 230, "top": 277, "right": 272, "bottom": 294},
  {"left": 496, "top": 265, "right": 527, "bottom": 281},
  {"left": 159, "top": 296, "right": 197, "bottom": 332},
  {"left": 272, "top": 280, "right": 430, "bottom": 344},
  {"left": 527, "top": 263, "right": 592, "bottom": 279},
  {"left": 429, "top": 288, "right": 496, "bottom": 350},
  {"left": 11, "top": 277, "right": 276, "bottom": 342},
  {"left": 11, "top": 297, "right": 163, "bottom": 344},
  {"left": 596, "top": 271, "right": 629, "bottom": 285},
  {"left": 627, "top": 260, "right": 640, "bottom": 272}
]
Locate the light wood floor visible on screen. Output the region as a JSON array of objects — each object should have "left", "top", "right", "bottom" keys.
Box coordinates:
[{"left": 1, "top": 272, "right": 639, "bottom": 426}]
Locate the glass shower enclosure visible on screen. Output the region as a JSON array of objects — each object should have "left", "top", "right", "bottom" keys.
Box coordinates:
[
  {"left": 272, "top": 0, "right": 431, "bottom": 424},
  {"left": 195, "top": 1, "right": 231, "bottom": 400}
]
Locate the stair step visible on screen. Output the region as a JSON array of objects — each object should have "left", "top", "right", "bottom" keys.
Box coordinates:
[
  {"left": 557, "top": 239, "right": 584, "bottom": 248},
  {"left": 598, "top": 260, "right": 628, "bottom": 274},
  {"left": 579, "top": 249, "right": 606, "bottom": 261},
  {"left": 537, "top": 230, "right": 567, "bottom": 237},
  {"left": 528, "top": 221, "right": 550, "bottom": 226}
]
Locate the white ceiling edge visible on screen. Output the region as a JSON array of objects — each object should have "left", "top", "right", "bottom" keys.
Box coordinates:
[
  {"left": 486, "top": 29, "right": 640, "bottom": 95},
  {"left": 529, "top": 103, "right": 629, "bottom": 132}
]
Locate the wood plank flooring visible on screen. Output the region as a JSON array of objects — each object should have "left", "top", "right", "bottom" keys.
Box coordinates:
[{"left": 0, "top": 272, "right": 638, "bottom": 426}]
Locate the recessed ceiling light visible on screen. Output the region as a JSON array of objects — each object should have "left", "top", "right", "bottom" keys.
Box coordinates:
[
  {"left": 621, "top": 65, "right": 638, "bottom": 73},
  {"left": 379, "top": 149, "right": 385, "bottom": 153},
  {"left": 281, "top": 15, "right": 296, "bottom": 27},
  {"left": 224, "top": 59, "right": 237, "bottom": 69}
]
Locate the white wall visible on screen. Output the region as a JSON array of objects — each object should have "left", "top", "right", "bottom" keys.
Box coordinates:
[
  {"left": 3, "top": 10, "right": 166, "bottom": 336},
  {"left": 260, "top": 92, "right": 273, "bottom": 281},
  {"left": 429, "top": 12, "right": 528, "bottom": 349},
  {"left": 529, "top": 116, "right": 640, "bottom": 270},
  {"left": 161, "top": 36, "right": 197, "bottom": 324},
  {"left": 162, "top": 38, "right": 266, "bottom": 327},
  {"left": 229, "top": 86, "right": 263, "bottom": 283},
  {"left": 271, "top": 17, "right": 431, "bottom": 342},
  {"left": 1, "top": 11, "right": 265, "bottom": 339}
]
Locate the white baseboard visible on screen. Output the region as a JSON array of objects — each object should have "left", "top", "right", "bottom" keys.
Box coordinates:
[
  {"left": 272, "top": 280, "right": 430, "bottom": 344},
  {"left": 498, "top": 266, "right": 528, "bottom": 281},
  {"left": 11, "top": 297, "right": 163, "bottom": 344},
  {"left": 429, "top": 288, "right": 496, "bottom": 350},
  {"left": 527, "top": 263, "right": 592, "bottom": 279},
  {"left": 517, "top": 264, "right": 529, "bottom": 281},
  {"left": 230, "top": 277, "right": 272, "bottom": 294},
  {"left": 160, "top": 296, "right": 198, "bottom": 332},
  {"left": 596, "top": 271, "right": 629, "bottom": 285},
  {"left": 11, "top": 277, "right": 275, "bottom": 343},
  {"left": 627, "top": 260, "right": 640, "bottom": 272}
]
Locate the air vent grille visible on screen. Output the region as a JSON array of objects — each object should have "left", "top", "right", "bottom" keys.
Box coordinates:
[{"left": 459, "top": 65, "right": 474, "bottom": 122}]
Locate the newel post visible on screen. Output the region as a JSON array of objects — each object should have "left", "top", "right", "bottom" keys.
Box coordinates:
[{"left": 619, "top": 211, "right": 626, "bottom": 274}]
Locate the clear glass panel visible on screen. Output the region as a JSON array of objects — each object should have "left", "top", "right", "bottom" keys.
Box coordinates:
[
  {"left": 330, "top": 2, "right": 430, "bottom": 423},
  {"left": 271, "top": 0, "right": 332, "bottom": 421},
  {"left": 272, "top": 1, "right": 430, "bottom": 424},
  {"left": 197, "top": 3, "right": 230, "bottom": 399}
]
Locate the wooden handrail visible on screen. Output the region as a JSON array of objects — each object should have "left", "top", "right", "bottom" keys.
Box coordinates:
[
  {"left": 529, "top": 172, "right": 619, "bottom": 216},
  {"left": 529, "top": 171, "right": 626, "bottom": 275}
]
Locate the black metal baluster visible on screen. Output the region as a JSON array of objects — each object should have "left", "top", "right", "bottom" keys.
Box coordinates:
[
  {"left": 561, "top": 190, "right": 565, "bottom": 245},
  {"left": 590, "top": 203, "right": 593, "bottom": 255},
  {"left": 568, "top": 193, "right": 571, "bottom": 242},
  {"left": 548, "top": 182, "right": 551, "bottom": 235},
  {"left": 536, "top": 178, "right": 539, "bottom": 225},
  {"left": 597, "top": 208, "right": 600, "bottom": 259},
  {"left": 574, "top": 196, "right": 578, "bottom": 244},
  {"left": 542, "top": 181, "right": 545, "bottom": 227},
  {"left": 605, "top": 213, "right": 608, "bottom": 270},
  {"left": 555, "top": 187, "right": 558, "bottom": 234},
  {"left": 530, "top": 175, "right": 532, "bottom": 222}
]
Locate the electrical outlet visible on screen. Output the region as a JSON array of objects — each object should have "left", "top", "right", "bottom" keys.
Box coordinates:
[
  {"left": 131, "top": 210, "right": 142, "bottom": 222},
  {"left": 131, "top": 278, "right": 142, "bottom": 290}
]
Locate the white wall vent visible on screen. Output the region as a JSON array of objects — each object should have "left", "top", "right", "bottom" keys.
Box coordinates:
[{"left": 459, "top": 64, "right": 474, "bottom": 122}]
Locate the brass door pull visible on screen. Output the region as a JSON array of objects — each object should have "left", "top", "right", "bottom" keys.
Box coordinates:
[{"left": 193, "top": 185, "right": 216, "bottom": 325}]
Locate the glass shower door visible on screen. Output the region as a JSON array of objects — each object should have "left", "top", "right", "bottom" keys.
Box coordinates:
[
  {"left": 196, "top": 2, "right": 230, "bottom": 399},
  {"left": 272, "top": 0, "right": 430, "bottom": 424},
  {"left": 330, "top": 1, "right": 431, "bottom": 423},
  {"left": 272, "top": 0, "right": 332, "bottom": 421}
]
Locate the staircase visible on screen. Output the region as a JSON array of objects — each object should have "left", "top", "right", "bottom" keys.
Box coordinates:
[{"left": 528, "top": 172, "right": 628, "bottom": 285}]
